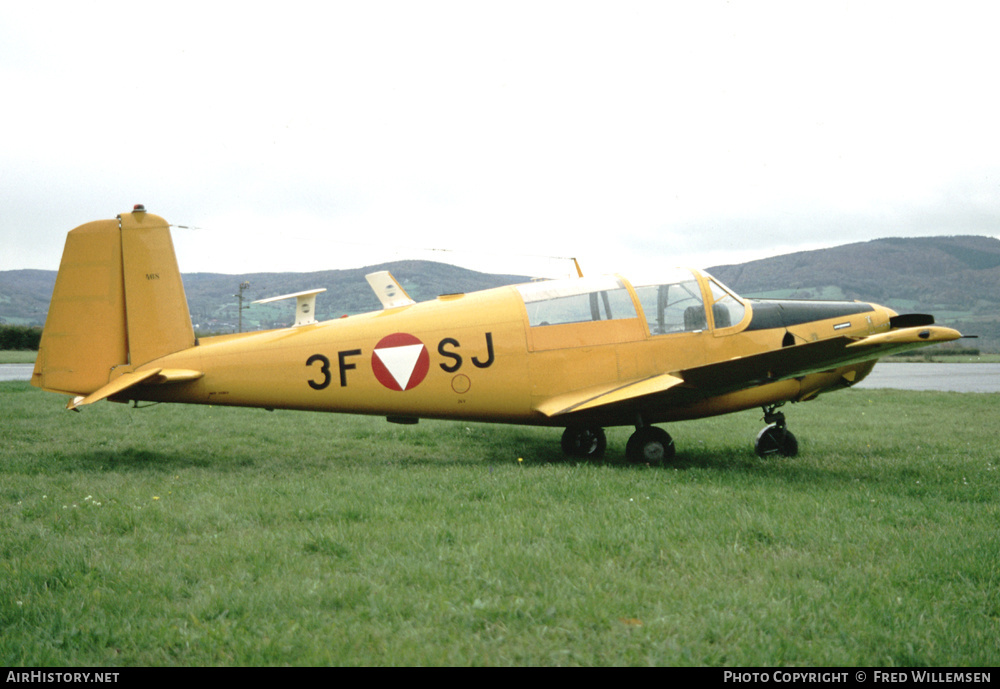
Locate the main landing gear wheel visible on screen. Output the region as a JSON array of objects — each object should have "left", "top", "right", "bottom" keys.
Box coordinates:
[
  {"left": 754, "top": 406, "right": 798, "bottom": 457},
  {"left": 626, "top": 426, "right": 675, "bottom": 464},
  {"left": 561, "top": 425, "right": 607, "bottom": 459}
]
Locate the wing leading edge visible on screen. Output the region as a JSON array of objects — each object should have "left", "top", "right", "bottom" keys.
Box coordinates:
[{"left": 535, "top": 324, "right": 961, "bottom": 419}]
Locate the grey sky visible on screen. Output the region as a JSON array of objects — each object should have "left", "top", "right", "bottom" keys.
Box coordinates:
[{"left": 2, "top": 1, "right": 998, "bottom": 279}]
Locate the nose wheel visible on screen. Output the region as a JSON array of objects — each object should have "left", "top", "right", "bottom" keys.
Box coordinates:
[{"left": 754, "top": 405, "right": 798, "bottom": 457}]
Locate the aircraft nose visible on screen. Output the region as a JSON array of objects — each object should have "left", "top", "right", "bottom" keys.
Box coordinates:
[{"left": 872, "top": 303, "right": 897, "bottom": 328}]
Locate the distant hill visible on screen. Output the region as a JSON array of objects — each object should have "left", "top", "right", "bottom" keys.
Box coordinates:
[
  {"left": 3, "top": 236, "right": 997, "bottom": 349},
  {"left": 708, "top": 235, "right": 1000, "bottom": 305},
  {"left": 707, "top": 235, "right": 1000, "bottom": 351},
  {"left": 0, "top": 269, "right": 56, "bottom": 327},
  {"left": 181, "top": 261, "right": 531, "bottom": 331},
  {"left": 0, "top": 261, "right": 531, "bottom": 333}
]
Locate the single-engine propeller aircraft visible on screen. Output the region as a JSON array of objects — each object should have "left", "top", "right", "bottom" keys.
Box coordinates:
[{"left": 32, "top": 207, "right": 963, "bottom": 462}]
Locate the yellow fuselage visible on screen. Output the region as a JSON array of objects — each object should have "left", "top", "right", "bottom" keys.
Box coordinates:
[
  {"left": 31, "top": 209, "right": 963, "bottom": 462},
  {"left": 130, "top": 276, "right": 893, "bottom": 427}
]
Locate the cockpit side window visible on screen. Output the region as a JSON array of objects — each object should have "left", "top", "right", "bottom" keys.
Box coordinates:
[{"left": 633, "top": 276, "right": 705, "bottom": 334}]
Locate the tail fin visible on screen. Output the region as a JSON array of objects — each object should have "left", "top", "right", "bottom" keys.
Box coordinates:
[{"left": 32, "top": 207, "right": 195, "bottom": 395}]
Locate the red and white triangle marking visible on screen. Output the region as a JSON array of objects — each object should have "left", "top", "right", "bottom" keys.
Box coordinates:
[
  {"left": 372, "top": 333, "right": 430, "bottom": 391},
  {"left": 373, "top": 344, "right": 424, "bottom": 389}
]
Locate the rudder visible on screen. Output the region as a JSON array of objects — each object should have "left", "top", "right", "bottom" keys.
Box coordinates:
[{"left": 120, "top": 208, "right": 195, "bottom": 367}]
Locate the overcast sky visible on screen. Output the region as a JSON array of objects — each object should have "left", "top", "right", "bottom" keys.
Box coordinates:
[{"left": 2, "top": 1, "right": 999, "bottom": 280}]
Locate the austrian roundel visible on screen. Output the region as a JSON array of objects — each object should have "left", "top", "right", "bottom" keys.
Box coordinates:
[{"left": 371, "top": 333, "right": 431, "bottom": 391}]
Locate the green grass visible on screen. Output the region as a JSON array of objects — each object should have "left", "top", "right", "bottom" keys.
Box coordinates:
[
  {"left": 2, "top": 382, "right": 997, "bottom": 666},
  {"left": 0, "top": 350, "right": 36, "bottom": 364}
]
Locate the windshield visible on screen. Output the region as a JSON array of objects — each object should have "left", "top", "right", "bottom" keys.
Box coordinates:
[
  {"left": 630, "top": 269, "right": 707, "bottom": 334},
  {"left": 630, "top": 269, "right": 747, "bottom": 334},
  {"left": 706, "top": 278, "right": 746, "bottom": 329}
]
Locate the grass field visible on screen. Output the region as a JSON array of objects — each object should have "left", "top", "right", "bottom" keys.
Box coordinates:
[
  {"left": 0, "top": 350, "right": 38, "bottom": 364},
  {"left": 2, "top": 382, "right": 997, "bottom": 666}
]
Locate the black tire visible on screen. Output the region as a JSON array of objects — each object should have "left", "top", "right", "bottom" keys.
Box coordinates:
[
  {"left": 754, "top": 424, "right": 799, "bottom": 457},
  {"left": 560, "top": 426, "right": 607, "bottom": 459},
  {"left": 625, "top": 426, "right": 675, "bottom": 464}
]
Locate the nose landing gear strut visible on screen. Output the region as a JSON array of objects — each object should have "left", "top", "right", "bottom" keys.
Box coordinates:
[{"left": 754, "top": 404, "right": 799, "bottom": 457}]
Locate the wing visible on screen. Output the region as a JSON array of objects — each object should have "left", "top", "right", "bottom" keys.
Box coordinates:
[
  {"left": 535, "top": 324, "right": 961, "bottom": 419},
  {"left": 534, "top": 372, "right": 685, "bottom": 417},
  {"left": 678, "top": 324, "right": 960, "bottom": 394}
]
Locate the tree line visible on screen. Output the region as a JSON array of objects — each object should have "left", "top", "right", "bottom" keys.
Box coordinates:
[{"left": 0, "top": 325, "right": 41, "bottom": 350}]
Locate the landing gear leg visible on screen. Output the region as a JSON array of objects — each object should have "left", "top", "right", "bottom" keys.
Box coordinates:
[{"left": 754, "top": 404, "right": 799, "bottom": 457}]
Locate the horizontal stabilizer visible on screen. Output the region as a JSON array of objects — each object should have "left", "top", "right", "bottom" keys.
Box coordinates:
[
  {"left": 151, "top": 369, "right": 205, "bottom": 383},
  {"left": 66, "top": 368, "right": 203, "bottom": 410},
  {"left": 366, "top": 271, "right": 416, "bottom": 310}
]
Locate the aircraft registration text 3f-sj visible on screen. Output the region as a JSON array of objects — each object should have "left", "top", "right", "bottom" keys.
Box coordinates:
[{"left": 31, "top": 207, "right": 963, "bottom": 462}]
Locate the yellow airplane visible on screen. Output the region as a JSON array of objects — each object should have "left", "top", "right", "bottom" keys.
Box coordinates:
[{"left": 31, "top": 206, "right": 963, "bottom": 462}]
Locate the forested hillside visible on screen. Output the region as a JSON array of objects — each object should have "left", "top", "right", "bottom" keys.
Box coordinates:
[
  {"left": 3, "top": 235, "right": 998, "bottom": 349},
  {"left": 708, "top": 235, "right": 1000, "bottom": 350},
  {"left": 0, "top": 261, "right": 529, "bottom": 333},
  {"left": 180, "top": 261, "right": 530, "bottom": 330}
]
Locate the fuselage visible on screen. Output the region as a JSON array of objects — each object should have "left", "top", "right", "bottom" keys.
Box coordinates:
[
  {"left": 126, "top": 268, "right": 895, "bottom": 427},
  {"left": 31, "top": 208, "right": 962, "bottom": 462}
]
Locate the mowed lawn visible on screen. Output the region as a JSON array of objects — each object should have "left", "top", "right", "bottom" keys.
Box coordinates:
[{"left": 2, "top": 381, "right": 997, "bottom": 666}]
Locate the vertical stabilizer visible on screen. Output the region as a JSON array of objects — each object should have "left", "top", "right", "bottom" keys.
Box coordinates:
[
  {"left": 32, "top": 219, "right": 129, "bottom": 395},
  {"left": 32, "top": 208, "right": 196, "bottom": 396}
]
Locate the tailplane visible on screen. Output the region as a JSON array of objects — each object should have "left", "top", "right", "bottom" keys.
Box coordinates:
[{"left": 32, "top": 206, "right": 196, "bottom": 396}]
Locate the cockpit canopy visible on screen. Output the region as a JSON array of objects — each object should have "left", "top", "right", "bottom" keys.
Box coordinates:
[
  {"left": 516, "top": 276, "right": 637, "bottom": 327},
  {"left": 515, "top": 268, "right": 747, "bottom": 336},
  {"left": 629, "top": 268, "right": 747, "bottom": 334}
]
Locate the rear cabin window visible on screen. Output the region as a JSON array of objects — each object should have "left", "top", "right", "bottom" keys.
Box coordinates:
[{"left": 516, "top": 277, "right": 638, "bottom": 327}]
